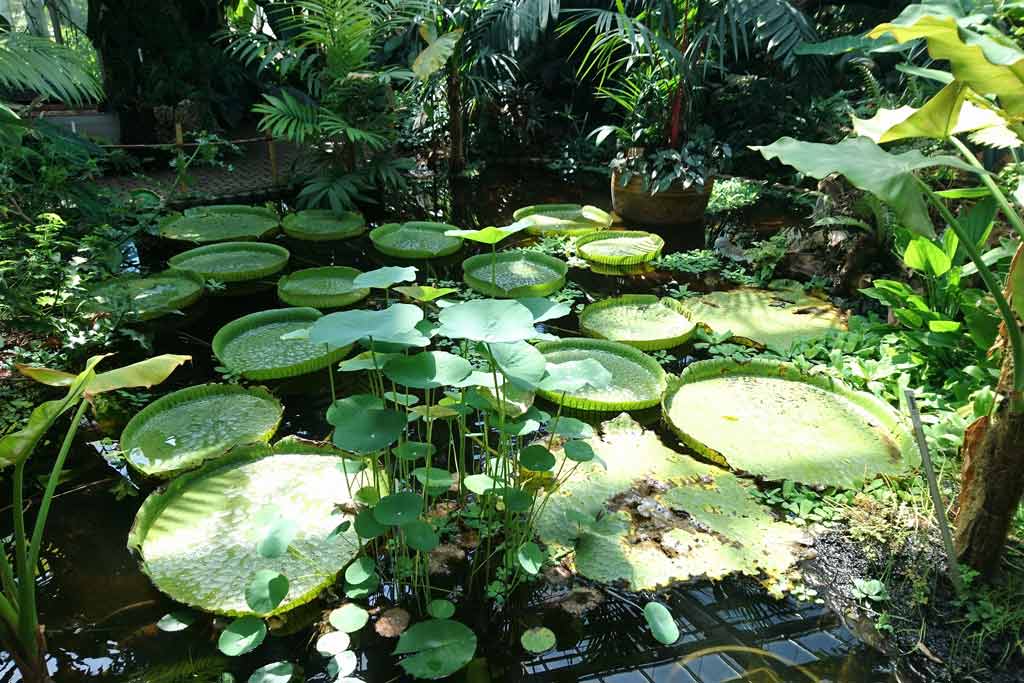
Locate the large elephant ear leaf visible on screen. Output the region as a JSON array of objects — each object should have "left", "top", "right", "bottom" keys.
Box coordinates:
[
  {"left": 752, "top": 136, "right": 977, "bottom": 237},
  {"left": 853, "top": 82, "right": 1007, "bottom": 143},
  {"left": 868, "top": 13, "right": 1024, "bottom": 115},
  {"left": 412, "top": 29, "right": 463, "bottom": 80}
]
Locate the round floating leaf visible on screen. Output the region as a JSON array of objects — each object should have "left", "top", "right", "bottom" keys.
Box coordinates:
[
  {"left": 370, "top": 222, "right": 463, "bottom": 259},
  {"left": 383, "top": 351, "right": 473, "bottom": 389},
  {"left": 411, "top": 467, "right": 454, "bottom": 489},
  {"left": 374, "top": 492, "right": 423, "bottom": 526},
  {"left": 663, "top": 358, "right": 917, "bottom": 488},
  {"left": 464, "top": 473, "right": 497, "bottom": 495},
  {"left": 427, "top": 600, "right": 455, "bottom": 619},
  {"left": 436, "top": 299, "right": 538, "bottom": 343},
  {"left": 169, "top": 242, "right": 290, "bottom": 283},
  {"left": 245, "top": 570, "right": 289, "bottom": 614},
  {"left": 537, "top": 359, "right": 613, "bottom": 395},
  {"left": 445, "top": 223, "right": 527, "bottom": 244},
  {"left": 120, "top": 384, "right": 283, "bottom": 479},
  {"left": 513, "top": 203, "right": 612, "bottom": 236},
  {"left": 85, "top": 270, "right": 204, "bottom": 321},
  {"left": 551, "top": 417, "right": 594, "bottom": 440},
  {"left": 677, "top": 287, "right": 845, "bottom": 352},
  {"left": 521, "top": 627, "right": 556, "bottom": 654},
  {"left": 327, "top": 651, "right": 358, "bottom": 678},
  {"left": 160, "top": 206, "right": 279, "bottom": 243},
  {"left": 345, "top": 571, "right": 380, "bottom": 599},
  {"left": 218, "top": 616, "right": 267, "bottom": 656},
  {"left": 309, "top": 304, "right": 427, "bottom": 350},
  {"left": 403, "top": 519, "right": 439, "bottom": 552},
  {"left": 394, "top": 441, "right": 436, "bottom": 461},
  {"left": 157, "top": 609, "right": 199, "bottom": 632},
  {"left": 344, "top": 556, "right": 376, "bottom": 585},
  {"left": 316, "top": 631, "right": 351, "bottom": 655},
  {"left": 331, "top": 407, "right": 407, "bottom": 454},
  {"left": 277, "top": 267, "right": 370, "bottom": 309},
  {"left": 519, "top": 445, "right": 555, "bottom": 472},
  {"left": 517, "top": 542, "right": 544, "bottom": 575},
  {"left": 536, "top": 339, "right": 667, "bottom": 411},
  {"left": 214, "top": 308, "right": 352, "bottom": 380},
  {"left": 579, "top": 296, "right": 697, "bottom": 351},
  {"left": 462, "top": 252, "right": 567, "bottom": 298},
  {"left": 576, "top": 230, "right": 665, "bottom": 266},
  {"left": 563, "top": 440, "right": 596, "bottom": 463},
  {"left": 329, "top": 604, "right": 369, "bottom": 633},
  {"left": 247, "top": 661, "right": 293, "bottom": 683},
  {"left": 354, "top": 509, "right": 387, "bottom": 539},
  {"left": 282, "top": 209, "right": 365, "bottom": 241},
  {"left": 393, "top": 619, "right": 477, "bottom": 680},
  {"left": 128, "top": 444, "right": 367, "bottom": 616},
  {"left": 352, "top": 266, "right": 418, "bottom": 289},
  {"left": 643, "top": 602, "right": 679, "bottom": 645}
]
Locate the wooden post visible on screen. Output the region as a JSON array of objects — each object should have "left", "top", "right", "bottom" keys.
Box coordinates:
[{"left": 267, "top": 135, "right": 279, "bottom": 186}]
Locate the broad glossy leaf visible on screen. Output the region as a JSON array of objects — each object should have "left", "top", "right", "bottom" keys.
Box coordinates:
[
  {"left": 903, "top": 237, "right": 952, "bottom": 276},
  {"left": 1010, "top": 243, "right": 1024, "bottom": 319},
  {"left": 327, "top": 394, "right": 383, "bottom": 423},
  {"left": 403, "top": 519, "right": 439, "bottom": 551},
  {"left": 393, "top": 619, "right": 477, "bottom": 680},
  {"left": 344, "top": 570, "right": 380, "bottom": 599},
  {"left": 518, "top": 297, "right": 572, "bottom": 323},
  {"left": 218, "top": 616, "right": 267, "bottom": 656},
  {"left": 516, "top": 542, "right": 544, "bottom": 575},
  {"left": 464, "top": 473, "right": 497, "bottom": 494},
  {"left": 643, "top": 602, "right": 679, "bottom": 645},
  {"left": 245, "top": 570, "right": 289, "bottom": 613},
  {"left": 338, "top": 351, "right": 401, "bottom": 372},
  {"left": 412, "top": 467, "right": 454, "bottom": 489},
  {"left": 374, "top": 492, "right": 423, "bottom": 526},
  {"left": 329, "top": 603, "right": 369, "bottom": 632},
  {"left": 257, "top": 518, "right": 298, "bottom": 558},
  {"left": 753, "top": 136, "right": 976, "bottom": 237},
  {"left": 794, "top": 34, "right": 899, "bottom": 55},
  {"left": 354, "top": 509, "right": 387, "bottom": 538},
  {"left": 327, "top": 651, "right": 358, "bottom": 678},
  {"left": 551, "top": 417, "right": 594, "bottom": 439},
  {"left": 309, "top": 304, "right": 426, "bottom": 349},
  {"left": 384, "top": 351, "right": 472, "bottom": 389},
  {"left": 353, "top": 266, "right": 417, "bottom": 289},
  {"left": 248, "top": 661, "right": 293, "bottom": 683},
  {"left": 520, "top": 445, "right": 555, "bottom": 472},
  {"left": 384, "top": 390, "right": 420, "bottom": 407},
  {"left": 563, "top": 439, "right": 596, "bottom": 462},
  {"left": 412, "top": 29, "right": 463, "bottom": 79},
  {"left": 394, "top": 441, "right": 436, "bottom": 461},
  {"left": 436, "top": 299, "right": 538, "bottom": 343},
  {"left": 853, "top": 82, "right": 1005, "bottom": 143}
]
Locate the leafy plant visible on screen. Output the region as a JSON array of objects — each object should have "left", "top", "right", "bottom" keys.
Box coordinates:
[{"left": 852, "top": 578, "right": 890, "bottom": 603}]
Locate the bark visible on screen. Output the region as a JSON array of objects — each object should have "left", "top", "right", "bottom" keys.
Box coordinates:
[
  {"left": 447, "top": 65, "right": 465, "bottom": 174},
  {"left": 954, "top": 403, "right": 1024, "bottom": 577}
]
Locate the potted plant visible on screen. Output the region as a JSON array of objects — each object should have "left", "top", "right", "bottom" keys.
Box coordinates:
[{"left": 563, "top": 0, "right": 817, "bottom": 228}]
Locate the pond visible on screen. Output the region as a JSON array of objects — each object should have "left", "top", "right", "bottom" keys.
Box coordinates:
[{"left": 2, "top": 166, "right": 898, "bottom": 683}]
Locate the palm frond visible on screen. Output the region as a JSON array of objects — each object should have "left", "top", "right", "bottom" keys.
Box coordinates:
[{"left": 0, "top": 31, "right": 102, "bottom": 106}]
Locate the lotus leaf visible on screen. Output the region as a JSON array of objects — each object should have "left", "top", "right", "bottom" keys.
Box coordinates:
[
  {"left": 393, "top": 285, "right": 458, "bottom": 302},
  {"left": 576, "top": 230, "right": 665, "bottom": 266},
  {"left": 213, "top": 308, "right": 352, "bottom": 379},
  {"left": 535, "top": 414, "right": 807, "bottom": 595},
  {"left": 120, "top": 384, "right": 283, "bottom": 478},
  {"left": 427, "top": 599, "right": 455, "bottom": 619},
  {"left": 518, "top": 297, "right": 572, "bottom": 323},
  {"left": 370, "top": 222, "right": 463, "bottom": 258},
  {"left": 308, "top": 304, "right": 428, "bottom": 350},
  {"left": 663, "top": 358, "right": 917, "bottom": 488},
  {"left": 86, "top": 270, "right": 204, "bottom": 321},
  {"left": 383, "top": 351, "right": 473, "bottom": 389},
  {"left": 436, "top": 299, "right": 539, "bottom": 343},
  {"left": 490, "top": 340, "right": 546, "bottom": 390},
  {"left": 513, "top": 203, "right": 612, "bottom": 236},
  {"left": 354, "top": 266, "right": 418, "bottom": 289},
  {"left": 445, "top": 222, "right": 527, "bottom": 244},
  {"left": 536, "top": 339, "right": 666, "bottom": 411},
  {"left": 127, "top": 443, "right": 367, "bottom": 616},
  {"left": 282, "top": 209, "right": 365, "bottom": 241},
  {"left": 579, "top": 295, "right": 697, "bottom": 350},
  {"left": 677, "top": 287, "right": 845, "bottom": 351},
  {"left": 277, "top": 267, "right": 370, "bottom": 308},
  {"left": 160, "top": 206, "right": 279, "bottom": 243},
  {"left": 462, "top": 252, "right": 568, "bottom": 298},
  {"left": 393, "top": 619, "right": 477, "bottom": 680},
  {"left": 168, "top": 242, "right": 289, "bottom": 283}
]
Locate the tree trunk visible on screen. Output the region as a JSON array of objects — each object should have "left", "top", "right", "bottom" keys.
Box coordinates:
[
  {"left": 954, "top": 398, "right": 1024, "bottom": 576},
  {"left": 447, "top": 65, "right": 465, "bottom": 175}
]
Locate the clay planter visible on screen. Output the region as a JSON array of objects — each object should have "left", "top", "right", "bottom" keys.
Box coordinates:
[{"left": 611, "top": 170, "right": 714, "bottom": 227}]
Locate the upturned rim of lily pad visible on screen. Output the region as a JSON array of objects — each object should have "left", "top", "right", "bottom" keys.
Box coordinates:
[
  {"left": 512, "top": 203, "right": 612, "bottom": 236},
  {"left": 159, "top": 205, "right": 280, "bottom": 243},
  {"left": 282, "top": 209, "right": 366, "bottom": 241},
  {"left": 369, "top": 221, "right": 464, "bottom": 259},
  {"left": 578, "top": 295, "right": 697, "bottom": 350},
  {"left": 84, "top": 270, "right": 205, "bottom": 321},
  {"left": 575, "top": 230, "right": 665, "bottom": 266},
  {"left": 119, "top": 383, "right": 283, "bottom": 479},
  {"left": 461, "top": 251, "right": 568, "bottom": 299},
  {"left": 535, "top": 338, "right": 667, "bottom": 411},
  {"left": 277, "top": 266, "right": 371, "bottom": 309},
  {"left": 213, "top": 307, "right": 352, "bottom": 380},
  {"left": 168, "top": 242, "right": 290, "bottom": 283}
]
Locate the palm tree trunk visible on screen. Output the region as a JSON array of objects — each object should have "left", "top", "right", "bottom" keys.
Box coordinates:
[{"left": 447, "top": 64, "right": 466, "bottom": 174}]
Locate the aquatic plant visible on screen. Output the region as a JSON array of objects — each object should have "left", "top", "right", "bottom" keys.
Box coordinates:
[
  {"left": 512, "top": 204, "right": 612, "bottom": 236},
  {"left": 575, "top": 230, "right": 665, "bottom": 266},
  {"left": 159, "top": 205, "right": 280, "bottom": 243},
  {"left": 370, "top": 221, "right": 464, "bottom": 258},
  {"left": 167, "top": 242, "right": 290, "bottom": 283},
  {"left": 578, "top": 295, "right": 696, "bottom": 350},
  {"left": 462, "top": 251, "right": 568, "bottom": 298},
  {"left": 85, "top": 270, "right": 205, "bottom": 321},
  {"left": 282, "top": 209, "right": 366, "bottom": 241},
  {"left": 277, "top": 266, "right": 371, "bottom": 309}
]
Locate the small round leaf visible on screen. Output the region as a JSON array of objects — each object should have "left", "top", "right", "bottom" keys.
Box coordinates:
[
  {"left": 403, "top": 519, "right": 439, "bottom": 552},
  {"left": 520, "top": 445, "right": 555, "bottom": 472},
  {"left": 218, "top": 616, "right": 267, "bottom": 656},
  {"left": 427, "top": 599, "right": 456, "bottom": 619},
  {"left": 521, "top": 627, "right": 556, "bottom": 654},
  {"left": 344, "top": 556, "right": 376, "bottom": 585},
  {"left": 374, "top": 492, "right": 424, "bottom": 526},
  {"left": 316, "top": 630, "right": 351, "bottom": 655},
  {"left": 244, "top": 570, "right": 289, "bottom": 614},
  {"left": 329, "top": 603, "right": 369, "bottom": 633},
  {"left": 517, "top": 542, "right": 544, "bottom": 575},
  {"left": 643, "top": 601, "right": 679, "bottom": 645},
  {"left": 247, "top": 661, "right": 293, "bottom": 683}
]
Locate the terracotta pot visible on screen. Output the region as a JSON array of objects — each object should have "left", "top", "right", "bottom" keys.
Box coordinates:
[{"left": 611, "top": 170, "right": 714, "bottom": 227}]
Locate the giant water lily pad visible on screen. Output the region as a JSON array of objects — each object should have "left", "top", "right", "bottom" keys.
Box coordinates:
[
  {"left": 678, "top": 287, "right": 845, "bottom": 351},
  {"left": 535, "top": 414, "right": 808, "bottom": 595},
  {"left": 120, "top": 384, "right": 283, "bottom": 479},
  {"left": 513, "top": 204, "right": 612, "bottom": 236},
  {"left": 663, "top": 358, "right": 917, "bottom": 488},
  {"left": 576, "top": 231, "right": 664, "bottom": 266},
  {"left": 462, "top": 252, "right": 567, "bottom": 298},
  {"left": 579, "top": 296, "right": 696, "bottom": 350},
  {"left": 127, "top": 440, "right": 366, "bottom": 616},
  {"left": 370, "top": 222, "right": 463, "bottom": 258},
  {"left": 159, "top": 206, "right": 280, "bottom": 243},
  {"left": 213, "top": 308, "right": 352, "bottom": 380},
  {"left": 282, "top": 210, "right": 365, "bottom": 241},
  {"left": 86, "top": 270, "right": 205, "bottom": 321},
  {"left": 168, "top": 242, "right": 290, "bottom": 283},
  {"left": 536, "top": 339, "right": 666, "bottom": 411},
  {"left": 277, "top": 267, "right": 370, "bottom": 308}
]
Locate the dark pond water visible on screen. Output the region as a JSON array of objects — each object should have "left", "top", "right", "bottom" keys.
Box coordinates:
[{"left": 2, "top": 165, "right": 897, "bottom": 683}]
